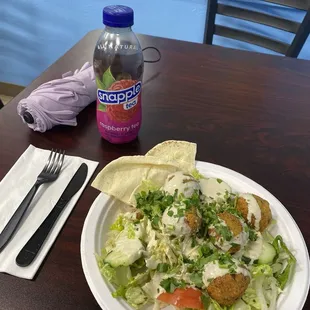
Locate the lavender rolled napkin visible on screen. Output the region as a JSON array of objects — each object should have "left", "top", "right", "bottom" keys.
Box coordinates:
[{"left": 17, "top": 62, "right": 96, "bottom": 132}]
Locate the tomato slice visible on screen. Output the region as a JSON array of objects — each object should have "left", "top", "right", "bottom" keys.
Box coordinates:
[{"left": 157, "top": 287, "right": 204, "bottom": 309}]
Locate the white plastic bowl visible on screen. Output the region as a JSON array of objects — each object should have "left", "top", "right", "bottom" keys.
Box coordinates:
[{"left": 81, "top": 161, "right": 310, "bottom": 310}]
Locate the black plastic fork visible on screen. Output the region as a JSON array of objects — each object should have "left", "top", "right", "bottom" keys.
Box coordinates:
[{"left": 0, "top": 149, "right": 65, "bottom": 252}]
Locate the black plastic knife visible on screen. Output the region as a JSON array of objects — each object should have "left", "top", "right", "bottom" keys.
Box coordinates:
[{"left": 16, "top": 163, "right": 88, "bottom": 267}]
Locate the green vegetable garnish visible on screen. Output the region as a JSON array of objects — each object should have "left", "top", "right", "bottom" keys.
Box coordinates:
[
  {"left": 249, "top": 229, "right": 258, "bottom": 241},
  {"left": 135, "top": 190, "right": 174, "bottom": 228},
  {"left": 167, "top": 210, "right": 174, "bottom": 217},
  {"left": 272, "top": 235, "right": 296, "bottom": 289},
  {"left": 189, "top": 272, "right": 204, "bottom": 288},
  {"left": 157, "top": 263, "right": 170, "bottom": 273},
  {"left": 125, "top": 287, "right": 148, "bottom": 309},
  {"left": 201, "top": 293, "right": 211, "bottom": 309},
  {"left": 127, "top": 223, "right": 136, "bottom": 239},
  {"left": 215, "top": 224, "right": 233, "bottom": 241},
  {"left": 110, "top": 215, "right": 124, "bottom": 231},
  {"left": 160, "top": 278, "right": 186, "bottom": 293}
]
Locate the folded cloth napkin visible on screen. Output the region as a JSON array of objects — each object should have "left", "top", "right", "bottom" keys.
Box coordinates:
[
  {"left": 0, "top": 145, "right": 98, "bottom": 279},
  {"left": 17, "top": 62, "right": 96, "bottom": 133}
]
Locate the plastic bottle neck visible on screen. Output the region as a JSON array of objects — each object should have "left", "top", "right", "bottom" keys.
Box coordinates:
[{"left": 105, "top": 26, "right": 132, "bottom": 33}]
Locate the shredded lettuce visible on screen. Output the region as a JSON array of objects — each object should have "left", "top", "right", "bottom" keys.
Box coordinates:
[
  {"left": 241, "top": 236, "right": 296, "bottom": 310},
  {"left": 210, "top": 299, "right": 229, "bottom": 310},
  {"left": 104, "top": 231, "right": 144, "bottom": 267},
  {"left": 242, "top": 288, "right": 261, "bottom": 309},
  {"left": 125, "top": 287, "right": 148, "bottom": 308},
  {"left": 272, "top": 235, "right": 296, "bottom": 290},
  {"left": 99, "top": 263, "right": 116, "bottom": 283},
  {"left": 103, "top": 213, "right": 146, "bottom": 268},
  {"left": 145, "top": 221, "right": 179, "bottom": 267},
  {"left": 112, "top": 272, "right": 150, "bottom": 308},
  {"left": 243, "top": 265, "right": 279, "bottom": 310},
  {"left": 231, "top": 299, "right": 251, "bottom": 310},
  {"left": 127, "top": 223, "right": 136, "bottom": 239},
  {"left": 110, "top": 215, "right": 125, "bottom": 231},
  {"left": 253, "top": 265, "right": 273, "bottom": 277},
  {"left": 253, "top": 265, "right": 273, "bottom": 310},
  {"left": 97, "top": 262, "right": 132, "bottom": 286}
]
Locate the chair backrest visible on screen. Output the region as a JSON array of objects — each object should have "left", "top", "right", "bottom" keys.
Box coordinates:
[{"left": 203, "top": 0, "right": 310, "bottom": 57}]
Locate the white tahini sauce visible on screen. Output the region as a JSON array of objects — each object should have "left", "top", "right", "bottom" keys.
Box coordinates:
[
  {"left": 202, "top": 260, "right": 250, "bottom": 287},
  {"left": 199, "top": 178, "right": 231, "bottom": 202},
  {"left": 163, "top": 171, "right": 200, "bottom": 198},
  {"left": 209, "top": 220, "right": 249, "bottom": 253},
  {"left": 142, "top": 273, "right": 165, "bottom": 298},
  {"left": 239, "top": 193, "right": 262, "bottom": 231},
  {"left": 182, "top": 236, "right": 201, "bottom": 260},
  {"left": 112, "top": 230, "right": 144, "bottom": 265},
  {"left": 162, "top": 205, "right": 191, "bottom": 237}
]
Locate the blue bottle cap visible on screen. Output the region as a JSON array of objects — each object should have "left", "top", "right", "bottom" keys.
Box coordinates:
[{"left": 103, "top": 5, "right": 134, "bottom": 28}]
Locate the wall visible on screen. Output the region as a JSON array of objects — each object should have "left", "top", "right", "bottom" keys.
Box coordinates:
[{"left": 1, "top": 0, "right": 309, "bottom": 86}]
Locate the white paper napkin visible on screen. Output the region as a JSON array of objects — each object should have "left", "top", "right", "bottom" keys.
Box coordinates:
[{"left": 0, "top": 145, "right": 98, "bottom": 279}]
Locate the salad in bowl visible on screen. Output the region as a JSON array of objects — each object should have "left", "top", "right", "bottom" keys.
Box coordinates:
[{"left": 90, "top": 141, "right": 298, "bottom": 310}]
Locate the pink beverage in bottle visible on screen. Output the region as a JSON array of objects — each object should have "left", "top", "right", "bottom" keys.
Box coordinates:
[{"left": 93, "top": 5, "right": 144, "bottom": 144}]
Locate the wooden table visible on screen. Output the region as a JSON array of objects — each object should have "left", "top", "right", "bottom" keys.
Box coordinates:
[{"left": 0, "top": 30, "right": 309, "bottom": 309}]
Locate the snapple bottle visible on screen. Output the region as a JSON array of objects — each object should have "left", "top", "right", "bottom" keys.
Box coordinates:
[{"left": 93, "top": 5, "right": 144, "bottom": 143}]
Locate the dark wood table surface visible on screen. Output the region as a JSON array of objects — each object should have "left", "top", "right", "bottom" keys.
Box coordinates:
[{"left": 0, "top": 30, "right": 310, "bottom": 309}]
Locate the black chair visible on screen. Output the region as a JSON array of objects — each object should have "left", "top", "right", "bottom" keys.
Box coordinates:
[{"left": 204, "top": 0, "right": 310, "bottom": 57}]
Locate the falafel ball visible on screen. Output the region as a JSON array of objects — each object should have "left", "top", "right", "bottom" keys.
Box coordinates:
[
  {"left": 185, "top": 206, "right": 202, "bottom": 232},
  {"left": 199, "top": 177, "right": 232, "bottom": 202},
  {"left": 236, "top": 193, "right": 272, "bottom": 232},
  {"left": 162, "top": 204, "right": 201, "bottom": 236},
  {"left": 208, "top": 212, "right": 248, "bottom": 254},
  {"left": 202, "top": 260, "right": 250, "bottom": 306},
  {"left": 163, "top": 171, "right": 200, "bottom": 198},
  {"left": 207, "top": 273, "right": 250, "bottom": 306}
]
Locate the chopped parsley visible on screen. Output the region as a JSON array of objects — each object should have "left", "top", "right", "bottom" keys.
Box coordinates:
[
  {"left": 189, "top": 272, "right": 203, "bottom": 288},
  {"left": 201, "top": 293, "right": 211, "bottom": 308},
  {"left": 160, "top": 278, "right": 186, "bottom": 293},
  {"left": 177, "top": 207, "right": 185, "bottom": 217},
  {"left": 229, "top": 266, "right": 237, "bottom": 273},
  {"left": 135, "top": 190, "right": 174, "bottom": 228},
  {"left": 241, "top": 256, "right": 251, "bottom": 265},
  {"left": 249, "top": 229, "right": 258, "bottom": 241},
  {"left": 195, "top": 253, "right": 218, "bottom": 269},
  {"left": 198, "top": 244, "right": 213, "bottom": 257},
  {"left": 218, "top": 253, "right": 236, "bottom": 270},
  {"left": 157, "top": 263, "right": 170, "bottom": 273},
  {"left": 191, "top": 237, "right": 198, "bottom": 248},
  {"left": 215, "top": 224, "right": 233, "bottom": 241},
  {"left": 230, "top": 242, "right": 240, "bottom": 248}
]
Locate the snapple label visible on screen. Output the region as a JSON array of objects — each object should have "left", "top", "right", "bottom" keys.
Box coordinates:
[{"left": 96, "top": 74, "right": 142, "bottom": 144}]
